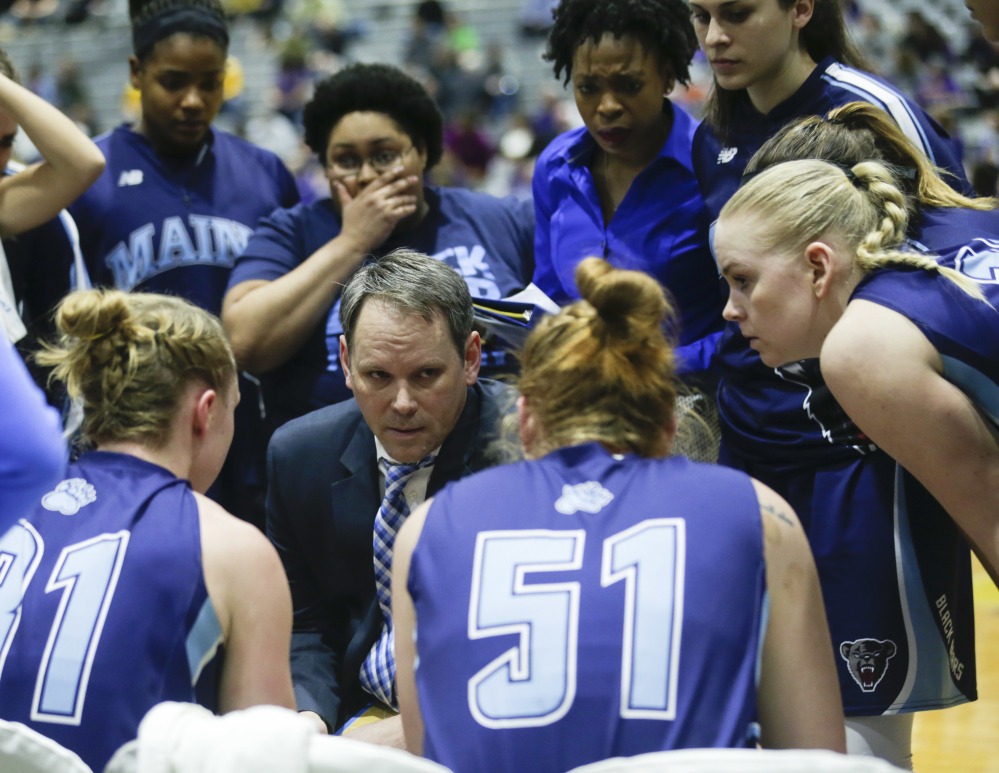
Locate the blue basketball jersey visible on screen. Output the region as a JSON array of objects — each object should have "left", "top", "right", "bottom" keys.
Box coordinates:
[
  {"left": 853, "top": 263, "right": 999, "bottom": 426},
  {"left": 714, "top": 207, "right": 996, "bottom": 715},
  {"left": 834, "top": 263, "right": 999, "bottom": 712},
  {"left": 693, "top": 57, "right": 969, "bottom": 224},
  {"left": 0, "top": 452, "right": 223, "bottom": 772},
  {"left": 69, "top": 125, "right": 299, "bottom": 316},
  {"left": 409, "top": 443, "right": 766, "bottom": 773}
]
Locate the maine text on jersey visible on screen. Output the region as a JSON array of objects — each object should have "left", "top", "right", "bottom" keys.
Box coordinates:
[{"left": 105, "top": 215, "right": 254, "bottom": 290}]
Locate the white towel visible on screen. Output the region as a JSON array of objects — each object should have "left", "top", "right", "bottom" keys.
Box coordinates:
[{"left": 134, "top": 702, "right": 315, "bottom": 773}]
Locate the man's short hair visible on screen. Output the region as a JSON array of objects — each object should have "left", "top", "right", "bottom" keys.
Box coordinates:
[{"left": 340, "top": 249, "right": 474, "bottom": 357}]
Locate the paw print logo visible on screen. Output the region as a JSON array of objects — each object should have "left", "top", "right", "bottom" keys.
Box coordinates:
[
  {"left": 554, "top": 481, "right": 614, "bottom": 515},
  {"left": 41, "top": 478, "right": 97, "bottom": 515}
]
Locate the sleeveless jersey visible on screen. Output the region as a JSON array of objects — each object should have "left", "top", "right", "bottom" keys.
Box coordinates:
[
  {"left": 715, "top": 206, "right": 992, "bottom": 715},
  {"left": 409, "top": 443, "right": 766, "bottom": 773},
  {"left": 0, "top": 452, "right": 223, "bottom": 772},
  {"left": 840, "top": 263, "right": 999, "bottom": 711}
]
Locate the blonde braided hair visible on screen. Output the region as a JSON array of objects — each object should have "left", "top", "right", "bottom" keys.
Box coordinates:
[
  {"left": 37, "top": 289, "right": 236, "bottom": 448},
  {"left": 723, "top": 159, "right": 987, "bottom": 302}
]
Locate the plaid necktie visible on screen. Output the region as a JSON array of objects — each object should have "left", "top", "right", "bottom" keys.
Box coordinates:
[{"left": 359, "top": 454, "right": 435, "bottom": 707}]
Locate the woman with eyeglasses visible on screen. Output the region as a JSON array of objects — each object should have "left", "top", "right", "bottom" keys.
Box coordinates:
[{"left": 223, "top": 63, "right": 534, "bottom": 432}]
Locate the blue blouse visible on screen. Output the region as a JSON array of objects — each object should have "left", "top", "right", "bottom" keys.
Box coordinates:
[{"left": 532, "top": 103, "right": 725, "bottom": 371}]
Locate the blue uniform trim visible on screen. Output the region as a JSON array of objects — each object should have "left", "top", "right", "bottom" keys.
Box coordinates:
[
  {"left": 889, "top": 465, "right": 969, "bottom": 712},
  {"left": 942, "top": 355, "right": 999, "bottom": 427},
  {"left": 821, "top": 64, "right": 933, "bottom": 164},
  {"left": 753, "top": 593, "right": 769, "bottom": 688},
  {"left": 186, "top": 596, "right": 223, "bottom": 686}
]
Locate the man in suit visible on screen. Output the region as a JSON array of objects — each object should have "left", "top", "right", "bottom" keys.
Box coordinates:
[{"left": 266, "top": 248, "right": 513, "bottom": 746}]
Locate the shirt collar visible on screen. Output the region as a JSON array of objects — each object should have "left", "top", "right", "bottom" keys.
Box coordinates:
[
  {"left": 374, "top": 437, "right": 442, "bottom": 467},
  {"left": 560, "top": 101, "right": 697, "bottom": 174}
]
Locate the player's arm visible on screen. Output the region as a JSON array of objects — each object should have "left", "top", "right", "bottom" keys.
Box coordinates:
[
  {"left": 0, "top": 73, "right": 104, "bottom": 237},
  {"left": 822, "top": 300, "right": 999, "bottom": 588},
  {"left": 392, "top": 497, "right": 434, "bottom": 756},
  {"left": 754, "top": 480, "right": 846, "bottom": 752},
  {"left": 196, "top": 493, "right": 296, "bottom": 712},
  {"left": 221, "top": 169, "right": 419, "bottom": 375}
]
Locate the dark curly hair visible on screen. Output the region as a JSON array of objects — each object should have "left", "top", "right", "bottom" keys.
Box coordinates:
[
  {"left": 543, "top": 0, "right": 698, "bottom": 87},
  {"left": 303, "top": 64, "right": 444, "bottom": 170}
]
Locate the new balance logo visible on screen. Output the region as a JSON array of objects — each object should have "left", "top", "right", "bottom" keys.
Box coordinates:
[
  {"left": 717, "top": 147, "right": 738, "bottom": 164},
  {"left": 118, "top": 169, "right": 144, "bottom": 187}
]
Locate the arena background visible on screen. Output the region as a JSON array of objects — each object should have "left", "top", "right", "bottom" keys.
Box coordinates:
[{"left": 1, "top": 0, "right": 995, "bottom": 769}]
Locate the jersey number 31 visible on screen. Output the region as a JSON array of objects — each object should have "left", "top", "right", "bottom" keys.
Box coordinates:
[{"left": 0, "top": 521, "right": 129, "bottom": 725}]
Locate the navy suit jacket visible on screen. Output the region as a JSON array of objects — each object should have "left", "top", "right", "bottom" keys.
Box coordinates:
[{"left": 265, "top": 379, "right": 513, "bottom": 729}]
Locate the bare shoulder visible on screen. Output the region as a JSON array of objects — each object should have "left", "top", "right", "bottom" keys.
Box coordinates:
[
  {"left": 193, "top": 491, "right": 278, "bottom": 563},
  {"left": 750, "top": 478, "right": 814, "bottom": 575},
  {"left": 822, "top": 299, "right": 938, "bottom": 387},
  {"left": 193, "top": 491, "right": 287, "bottom": 619}
]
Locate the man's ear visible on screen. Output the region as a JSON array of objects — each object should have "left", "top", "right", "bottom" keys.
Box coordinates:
[
  {"left": 463, "top": 331, "right": 482, "bottom": 385},
  {"left": 192, "top": 388, "right": 217, "bottom": 439},
  {"left": 340, "top": 335, "right": 354, "bottom": 392},
  {"left": 804, "top": 240, "right": 835, "bottom": 298}
]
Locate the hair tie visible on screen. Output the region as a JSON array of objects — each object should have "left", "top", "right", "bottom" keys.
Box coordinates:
[
  {"left": 839, "top": 165, "right": 870, "bottom": 191},
  {"left": 133, "top": 5, "right": 229, "bottom": 58}
]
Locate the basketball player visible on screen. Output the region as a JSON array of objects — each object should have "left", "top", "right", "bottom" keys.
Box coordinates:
[
  {"left": 0, "top": 289, "right": 294, "bottom": 771},
  {"left": 392, "top": 258, "right": 846, "bottom": 772},
  {"left": 714, "top": 158, "right": 999, "bottom": 758}
]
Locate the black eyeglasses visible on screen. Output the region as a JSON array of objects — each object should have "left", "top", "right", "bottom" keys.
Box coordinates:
[
  {"left": 329, "top": 145, "right": 416, "bottom": 178},
  {"left": 0, "top": 132, "right": 17, "bottom": 149}
]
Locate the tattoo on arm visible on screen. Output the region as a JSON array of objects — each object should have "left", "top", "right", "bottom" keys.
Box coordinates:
[{"left": 761, "top": 502, "right": 795, "bottom": 528}]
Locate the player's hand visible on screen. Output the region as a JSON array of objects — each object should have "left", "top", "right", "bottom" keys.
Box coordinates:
[{"left": 335, "top": 166, "right": 420, "bottom": 252}]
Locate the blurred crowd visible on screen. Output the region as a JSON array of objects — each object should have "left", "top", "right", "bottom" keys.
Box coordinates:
[{"left": 3, "top": 0, "right": 999, "bottom": 202}]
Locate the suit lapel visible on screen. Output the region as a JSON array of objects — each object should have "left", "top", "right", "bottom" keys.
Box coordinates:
[{"left": 330, "top": 421, "right": 379, "bottom": 552}]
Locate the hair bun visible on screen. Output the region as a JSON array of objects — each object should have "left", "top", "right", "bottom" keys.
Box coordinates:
[
  {"left": 57, "top": 289, "right": 134, "bottom": 344},
  {"left": 575, "top": 256, "right": 668, "bottom": 336}
]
